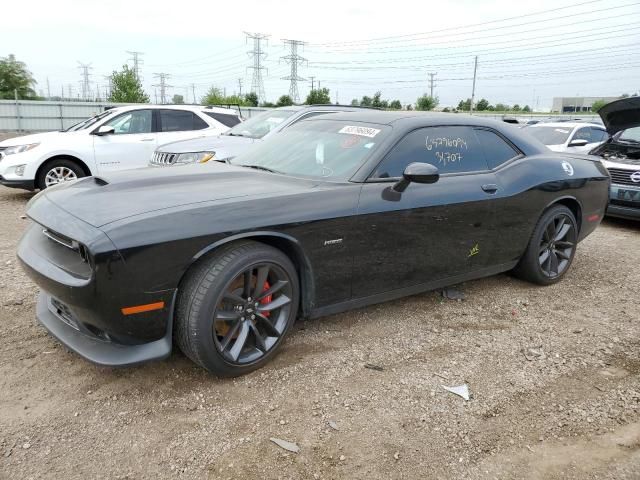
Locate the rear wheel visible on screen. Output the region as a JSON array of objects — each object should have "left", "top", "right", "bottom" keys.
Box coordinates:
[
  {"left": 175, "top": 241, "right": 299, "bottom": 377},
  {"left": 513, "top": 205, "right": 578, "bottom": 285},
  {"left": 37, "top": 159, "right": 85, "bottom": 190}
]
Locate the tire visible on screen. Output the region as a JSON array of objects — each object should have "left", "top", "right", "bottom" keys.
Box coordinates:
[
  {"left": 175, "top": 240, "right": 299, "bottom": 377},
  {"left": 513, "top": 204, "right": 578, "bottom": 285},
  {"left": 37, "top": 158, "right": 85, "bottom": 190}
]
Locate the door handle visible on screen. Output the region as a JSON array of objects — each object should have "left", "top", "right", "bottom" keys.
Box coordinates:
[
  {"left": 481, "top": 184, "right": 498, "bottom": 194},
  {"left": 140, "top": 137, "right": 155, "bottom": 142}
]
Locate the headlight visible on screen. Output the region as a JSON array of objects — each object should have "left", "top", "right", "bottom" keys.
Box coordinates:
[
  {"left": 4, "top": 143, "right": 40, "bottom": 155},
  {"left": 174, "top": 152, "right": 216, "bottom": 164}
]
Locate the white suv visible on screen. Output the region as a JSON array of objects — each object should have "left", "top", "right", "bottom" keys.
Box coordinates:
[{"left": 0, "top": 105, "right": 241, "bottom": 190}]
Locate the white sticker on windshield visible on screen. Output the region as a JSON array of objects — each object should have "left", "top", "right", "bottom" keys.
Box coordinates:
[
  {"left": 555, "top": 129, "right": 570, "bottom": 133},
  {"left": 267, "top": 117, "right": 285, "bottom": 124},
  {"left": 339, "top": 125, "right": 381, "bottom": 138}
]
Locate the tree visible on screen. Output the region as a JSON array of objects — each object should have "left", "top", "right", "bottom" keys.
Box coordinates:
[
  {"left": 172, "top": 94, "right": 184, "bottom": 104},
  {"left": 389, "top": 100, "right": 402, "bottom": 110},
  {"left": 261, "top": 101, "right": 276, "bottom": 107},
  {"left": 522, "top": 105, "right": 531, "bottom": 112},
  {"left": 350, "top": 98, "right": 360, "bottom": 106},
  {"left": 494, "top": 103, "right": 509, "bottom": 112},
  {"left": 372, "top": 91, "right": 384, "bottom": 108},
  {"left": 360, "top": 95, "right": 372, "bottom": 107},
  {"left": 457, "top": 98, "right": 471, "bottom": 111},
  {"left": 276, "top": 95, "right": 293, "bottom": 107},
  {"left": 202, "top": 86, "right": 225, "bottom": 105},
  {"left": 108, "top": 65, "right": 149, "bottom": 103},
  {"left": 244, "top": 92, "right": 259, "bottom": 107},
  {"left": 306, "top": 87, "right": 331, "bottom": 104},
  {"left": 0, "top": 54, "right": 37, "bottom": 99},
  {"left": 591, "top": 99, "right": 608, "bottom": 113},
  {"left": 415, "top": 95, "right": 438, "bottom": 111},
  {"left": 443, "top": 107, "right": 451, "bottom": 113},
  {"left": 512, "top": 104, "right": 521, "bottom": 112},
  {"left": 476, "top": 98, "right": 490, "bottom": 111},
  {"left": 406, "top": 104, "right": 413, "bottom": 111}
]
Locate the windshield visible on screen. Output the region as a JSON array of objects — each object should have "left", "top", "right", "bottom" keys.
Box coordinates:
[
  {"left": 618, "top": 126, "right": 640, "bottom": 143},
  {"left": 527, "top": 126, "right": 572, "bottom": 145},
  {"left": 230, "top": 119, "right": 389, "bottom": 180},
  {"left": 65, "top": 109, "right": 115, "bottom": 132},
  {"left": 225, "top": 109, "right": 296, "bottom": 139}
]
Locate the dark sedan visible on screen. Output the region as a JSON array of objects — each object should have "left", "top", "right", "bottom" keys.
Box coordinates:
[{"left": 17, "top": 111, "right": 610, "bottom": 376}]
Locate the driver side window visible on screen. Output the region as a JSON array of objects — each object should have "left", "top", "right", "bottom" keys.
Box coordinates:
[
  {"left": 104, "top": 109, "right": 152, "bottom": 135},
  {"left": 371, "top": 126, "right": 488, "bottom": 178}
]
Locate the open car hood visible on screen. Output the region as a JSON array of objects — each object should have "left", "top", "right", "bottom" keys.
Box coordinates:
[{"left": 598, "top": 97, "right": 640, "bottom": 135}]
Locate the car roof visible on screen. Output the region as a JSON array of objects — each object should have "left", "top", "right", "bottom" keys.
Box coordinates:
[
  {"left": 107, "top": 104, "right": 240, "bottom": 115},
  {"left": 528, "top": 122, "right": 603, "bottom": 129}
]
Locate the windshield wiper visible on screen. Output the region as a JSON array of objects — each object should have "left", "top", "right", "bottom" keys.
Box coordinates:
[{"left": 240, "top": 164, "right": 282, "bottom": 174}]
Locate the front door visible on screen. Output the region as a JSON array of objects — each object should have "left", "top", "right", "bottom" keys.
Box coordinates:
[
  {"left": 352, "top": 125, "right": 499, "bottom": 298},
  {"left": 93, "top": 109, "right": 157, "bottom": 172}
]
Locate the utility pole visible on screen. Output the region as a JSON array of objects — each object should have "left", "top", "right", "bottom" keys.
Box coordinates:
[
  {"left": 470, "top": 56, "right": 478, "bottom": 114},
  {"left": 245, "top": 32, "right": 269, "bottom": 103},
  {"left": 428, "top": 72, "right": 437, "bottom": 99},
  {"left": 190, "top": 83, "right": 196, "bottom": 104},
  {"left": 77, "top": 62, "right": 92, "bottom": 100},
  {"left": 67, "top": 84, "right": 74, "bottom": 100},
  {"left": 152, "top": 73, "right": 172, "bottom": 104},
  {"left": 46, "top": 77, "right": 51, "bottom": 100},
  {"left": 127, "top": 51, "right": 144, "bottom": 81},
  {"left": 309, "top": 76, "right": 315, "bottom": 91},
  {"left": 317, "top": 80, "right": 321, "bottom": 90},
  {"left": 237, "top": 78, "right": 243, "bottom": 96},
  {"left": 280, "top": 39, "right": 307, "bottom": 104}
]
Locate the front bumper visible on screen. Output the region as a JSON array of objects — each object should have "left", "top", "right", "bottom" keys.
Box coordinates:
[
  {"left": 0, "top": 174, "right": 35, "bottom": 190},
  {"left": 607, "top": 183, "right": 640, "bottom": 220},
  {"left": 36, "top": 292, "right": 172, "bottom": 367}
]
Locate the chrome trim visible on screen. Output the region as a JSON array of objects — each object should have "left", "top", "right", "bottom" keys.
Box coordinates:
[{"left": 42, "top": 228, "right": 79, "bottom": 251}]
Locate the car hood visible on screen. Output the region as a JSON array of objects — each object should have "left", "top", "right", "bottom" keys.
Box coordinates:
[
  {"left": 37, "top": 162, "right": 318, "bottom": 227},
  {"left": 156, "top": 134, "right": 257, "bottom": 154},
  {"left": 598, "top": 96, "right": 640, "bottom": 135},
  {"left": 546, "top": 144, "right": 565, "bottom": 152},
  {"left": 0, "top": 131, "right": 68, "bottom": 147}
]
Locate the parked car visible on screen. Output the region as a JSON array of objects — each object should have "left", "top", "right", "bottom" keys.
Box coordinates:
[
  {"left": 0, "top": 105, "right": 241, "bottom": 190},
  {"left": 525, "top": 122, "right": 608, "bottom": 153},
  {"left": 589, "top": 96, "right": 640, "bottom": 220},
  {"left": 18, "top": 111, "right": 609, "bottom": 376},
  {"left": 149, "top": 105, "right": 369, "bottom": 166}
]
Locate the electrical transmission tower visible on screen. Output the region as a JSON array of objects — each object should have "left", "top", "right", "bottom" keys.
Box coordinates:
[
  {"left": 127, "top": 51, "right": 144, "bottom": 81},
  {"left": 428, "top": 72, "right": 437, "bottom": 98},
  {"left": 280, "top": 39, "right": 307, "bottom": 103},
  {"left": 103, "top": 75, "right": 113, "bottom": 99},
  {"left": 77, "top": 62, "right": 92, "bottom": 100},
  {"left": 245, "top": 32, "right": 269, "bottom": 103},
  {"left": 153, "top": 73, "right": 172, "bottom": 104}
]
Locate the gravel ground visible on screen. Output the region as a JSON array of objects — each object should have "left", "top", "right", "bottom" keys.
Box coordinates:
[{"left": 0, "top": 185, "right": 638, "bottom": 480}]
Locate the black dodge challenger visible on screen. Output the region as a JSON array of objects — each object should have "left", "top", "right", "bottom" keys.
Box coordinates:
[{"left": 17, "top": 111, "right": 610, "bottom": 376}]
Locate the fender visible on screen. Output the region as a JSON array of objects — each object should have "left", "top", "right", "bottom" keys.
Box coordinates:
[{"left": 191, "top": 230, "right": 317, "bottom": 317}]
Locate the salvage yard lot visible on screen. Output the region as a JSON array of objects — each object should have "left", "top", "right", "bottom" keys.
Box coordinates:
[{"left": 0, "top": 185, "right": 639, "bottom": 479}]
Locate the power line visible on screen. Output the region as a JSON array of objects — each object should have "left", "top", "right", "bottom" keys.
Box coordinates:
[
  {"left": 152, "top": 73, "right": 172, "bottom": 104},
  {"left": 245, "top": 32, "right": 269, "bottom": 103},
  {"left": 127, "top": 51, "right": 144, "bottom": 81},
  {"left": 280, "top": 39, "right": 307, "bottom": 103}
]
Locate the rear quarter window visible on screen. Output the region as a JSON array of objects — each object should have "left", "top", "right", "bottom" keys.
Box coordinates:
[
  {"left": 204, "top": 112, "right": 242, "bottom": 128},
  {"left": 474, "top": 129, "right": 520, "bottom": 169}
]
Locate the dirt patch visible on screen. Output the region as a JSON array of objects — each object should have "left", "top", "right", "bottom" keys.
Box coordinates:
[{"left": 0, "top": 185, "right": 639, "bottom": 479}]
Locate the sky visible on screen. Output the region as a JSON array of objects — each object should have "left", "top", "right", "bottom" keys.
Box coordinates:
[{"left": 2, "top": 0, "right": 639, "bottom": 110}]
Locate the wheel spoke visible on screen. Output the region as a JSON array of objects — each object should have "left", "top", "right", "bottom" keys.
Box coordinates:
[
  {"left": 555, "top": 240, "right": 574, "bottom": 249},
  {"left": 253, "top": 266, "right": 270, "bottom": 298},
  {"left": 223, "top": 291, "right": 245, "bottom": 304},
  {"left": 544, "top": 222, "right": 555, "bottom": 242},
  {"left": 549, "top": 251, "right": 559, "bottom": 275},
  {"left": 255, "top": 313, "right": 281, "bottom": 337},
  {"left": 257, "top": 280, "right": 288, "bottom": 300},
  {"left": 215, "top": 310, "right": 241, "bottom": 321},
  {"left": 258, "top": 294, "right": 291, "bottom": 313},
  {"left": 243, "top": 270, "right": 252, "bottom": 298},
  {"left": 555, "top": 248, "right": 571, "bottom": 261},
  {"left": 539, "top": 249, "right": 550, "bottom": 265},
  {"left": 249, "top": 322, "right": 267, "bottom": 352},
  {"left": 554, "top": 223, "right": 571, "bottom": 242},
  {"left": 228, "top": 322, "right": 250, "bottom": 361},
  {"left": 219, "top": 319, "right": 242, "bottom": 351},
  {"left": 554, "top": 217, "right": 566, "bottom": 237}
]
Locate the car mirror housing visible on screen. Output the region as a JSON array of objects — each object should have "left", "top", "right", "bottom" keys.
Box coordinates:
[
  {"left": 568, "top": 139, "right": 588, "bottom": 147},
  {"left": 393, "top": 162, "right": 440, "bottom": 192},
  {"left": 94, "top": 125, "right": 115, "bottom": 136}
]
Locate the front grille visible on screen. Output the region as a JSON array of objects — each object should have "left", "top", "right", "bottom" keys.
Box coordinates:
[
  {"left": 0, "top": 146, "right": 6, "bottom": 160},
  {"left": 607, "top": 167, "right": 640, "bottom": 186},
  {"left": 50, "top": 298, "right": 80, "bottom": 331},
  {"left": 611, "top": 198, "right": 640, "bottom": 208},
  {"left": 151, "top": 151, "right": 177, "bottom": 166}
]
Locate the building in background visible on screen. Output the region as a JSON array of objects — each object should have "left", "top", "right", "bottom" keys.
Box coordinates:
[{"left": 552, "top": 96, "right": 619, "bottom": 113}]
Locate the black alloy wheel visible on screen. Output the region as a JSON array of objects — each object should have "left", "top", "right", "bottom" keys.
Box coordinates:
[
  {"left": 213, "top": 263, "right": 293, "bottom": 365},
  {"left": 513, "top": 204, "right": 578, "bottom": 285},
  {"left": 175, "top": 241, "right": 299, "bottom": 376}
]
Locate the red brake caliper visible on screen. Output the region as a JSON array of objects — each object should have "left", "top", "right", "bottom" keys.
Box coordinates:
[{"left": 260, "top": 281, "right": 271, "bottom": 317}]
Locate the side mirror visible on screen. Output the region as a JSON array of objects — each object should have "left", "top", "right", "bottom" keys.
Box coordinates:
[
  {"left": 393, "top": 162, "right": 439, "bottom": 192},
  {"left": 568, "top": 138, "right": 588, "bottom": 147},
  {"left": 94, "top": 125, "right": 115, "bottom": 136}
]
